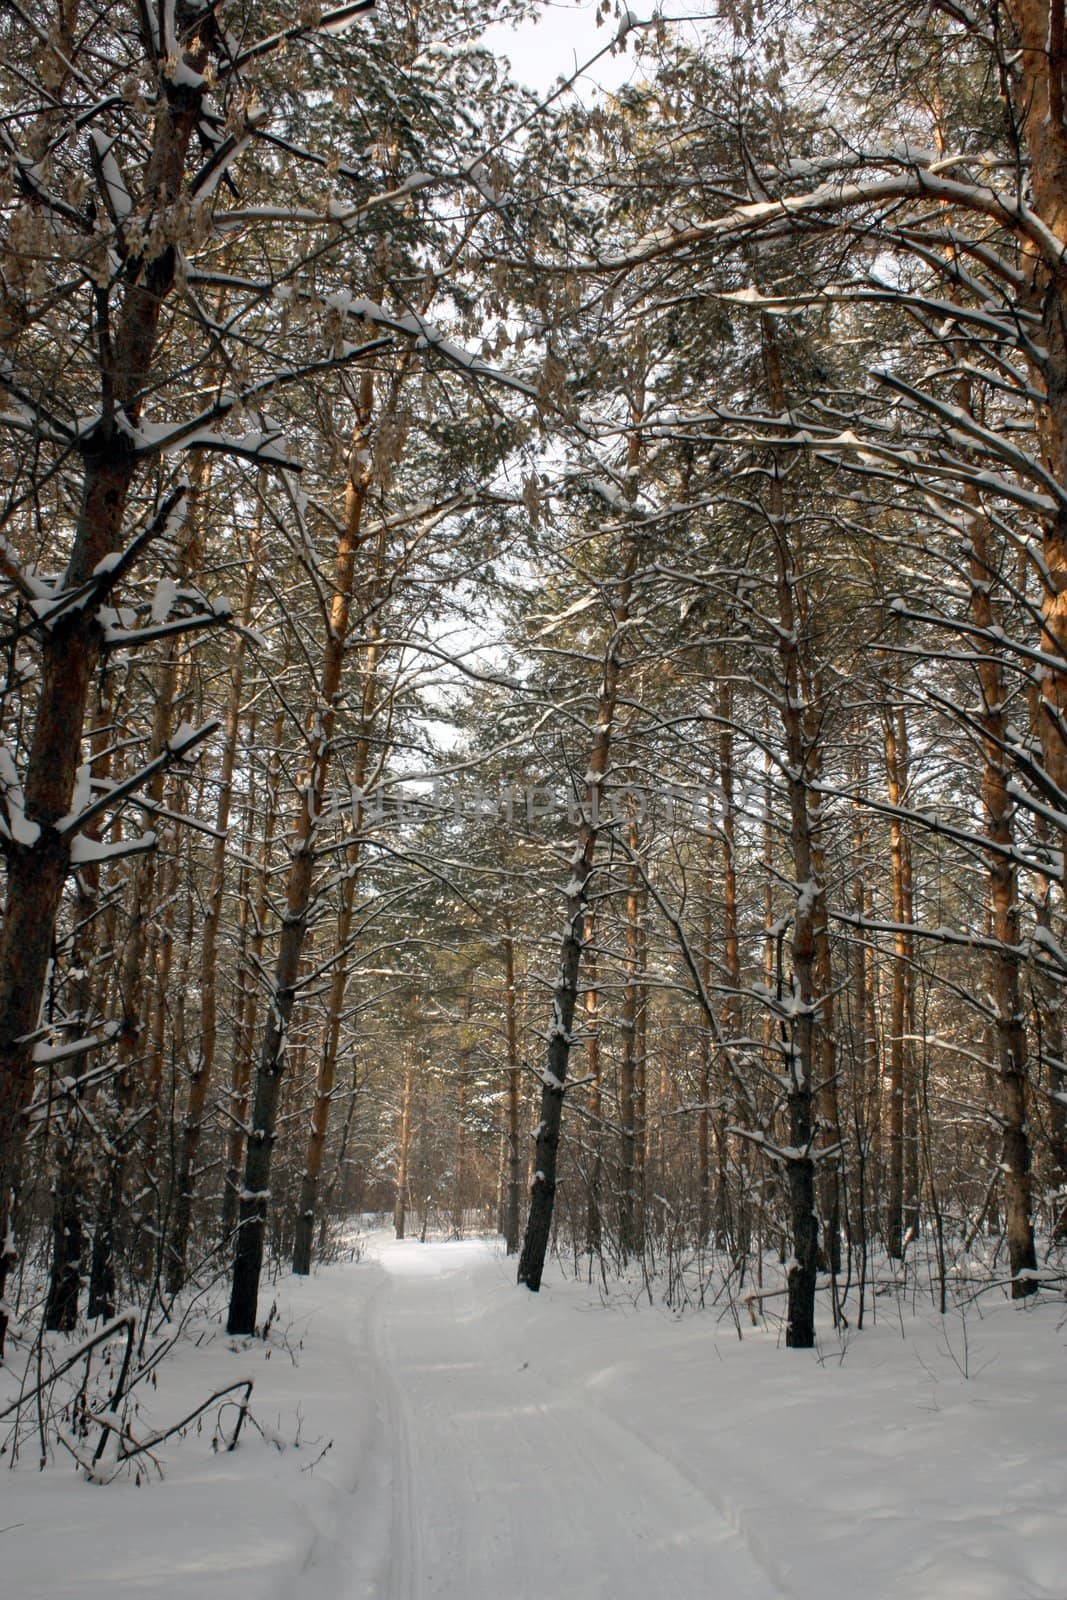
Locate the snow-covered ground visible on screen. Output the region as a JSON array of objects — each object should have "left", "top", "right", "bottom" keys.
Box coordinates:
[{"left": 4, "top": 1235, "right": 1065, "bottom": 1599}]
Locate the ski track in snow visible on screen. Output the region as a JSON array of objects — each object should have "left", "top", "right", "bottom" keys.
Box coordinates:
[
  {"left": 315, "top": 1236, "right": 782, "bottom": 1600},
  {"left": 285, "top": 1235, "right": 1067, "bottom": 1600},
  {"left": 5, "top": 1234, "right": 1067, "bottom": 1600}
]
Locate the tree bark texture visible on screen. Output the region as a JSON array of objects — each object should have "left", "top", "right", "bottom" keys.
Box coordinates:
[
  {"left": 227, "top": 382, "right": 374, "bottom": 1335},
  {"left": 0, "top": 52, "right": 207, "bottom": 1354},
  {"left": 517, "top": 533, "right": 640, "bottom": 1291}
]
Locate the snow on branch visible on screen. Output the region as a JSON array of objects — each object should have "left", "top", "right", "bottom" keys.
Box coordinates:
[
  {"left": 108, "top": 339, "right": 392, "bottom": 467},
  {"left": 0, "top": 123, "right": 92, "bottom": 232},
  {"left": 728, "top": 1126, "right": 842, "bottom": 1167},
  {"left": 873, "top": 369, "right": 1067, "bottom": 509},
  {"left": 336, "top": 295, "right": 538, "bottom": 399},
  {"left": 88, "top": 129, "right": 133, "bottom": 225},
  {"left": 0, "top": 741, "right": 39, "bottom": 847},
  {"left": 189, "top": 102, "right": 267, "bottom": 202},
  {"left": 101, "top": 590, "right": 232, "bottom": 649},
  {"left": 69, "top": 831, "right": 157, "bottom": 866},
  {"left": 21, "top": 486, "right": 190, "bottom": 636},
  {"left": 224, "top": 0, "right": 376, "bottom": 72},
  {"left": 0, "top": 533, "right": 56, "bottom": 611},
  {"left": 576, "top": 165, "right": 1067, "bottom": 278},
  {"left": 31, "top": 1023, "right": 121, "bottom": 1066},
  {"left": 0, "top": 354, "right": 79, "bottom": 447},
  {"left": 112, "top": 413, "right": 298, "bottom": 470},
  {"left": 57, "top": 719, "right": 220, "bottom": 840}
]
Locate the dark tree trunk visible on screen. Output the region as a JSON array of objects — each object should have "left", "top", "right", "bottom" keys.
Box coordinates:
[
  {"left": 168, "top": 507, "right": 259, "bottom": 1293},
  {"left": 221, "top": 694, "right": 284, "bottom": 1242},
  {"left": 44, "top": 693, "right": 114, "bottom": 1331},
  {"left": 518, "top": 530, "right": 639, "bottom": 1291},
  {"left": 516, "top": 898, "right": 585, "bottom": 1291},
  {"left": 584, "top": 931, "right": 602, "bottom": 1255},
  {"left": 44, "top": 1162, "right": 86, "bottom": 1334},
  {"left": 226, "top": 881, "right": 310, "bottom": 1334},
  {"left": 503, "top": 931, "right": 522, "bottom": 1255},
  {"left": 394, "top": 1055, "right": 414, "bottom": 1241},
  {"left": 227, "top": 388, "right": 373, "bottom": 1336},
  {"left": 0, "top": 53, "right": 206, "bottom": 1352}
]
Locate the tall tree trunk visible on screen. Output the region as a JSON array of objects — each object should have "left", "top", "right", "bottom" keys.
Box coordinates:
[
  {"left": 763, "top": 315, "right": 822, "bottom": 1347},
  {"left": 141, "top": 723, "right": 199, "bottom": 1279},
  {"left": 167, "top": 508, "right": 262, "bottom": 1292},
  {"left": 965, "top": 484, "right": 1039, "bottom": 1294},
  {"left": 517, "top": 532, "right": 640, "bottom": 1290},
  {"left": 394, "top": 1054, "right": 415, "bottom": 1240},
  {"left": 0, "top": 54, "right": 207, "bottom": 1353},
  {"left": 291, "top": 549, "right": 387, "bottom": 1275},
  {"left": 452, "top": 990, "right": 472, "bottom": 1237},
  {"left": 809, "top": 763, "right": 843, "bottom": 1277},
  {"left": 977, "top": 13, "right": 1067, "bottom": 1256},
  {"left": 44, "top": 688, "right": 115, "bottom": 1332},
  {"left": 718, "top": 690, "right": 743, "bottom": 1248},
  {"left": 227, "top": 380, "right": 375, "bottom": 1335},
  {"left": 503, "top": 926, "right": 522, "bottom": 1254},
  {"left": 619, "top": 847, "right": 641, "bottom": 1260},
  {"left": 318, "top": 1056, "right": 363, "bottom": 1245},
  {"left": 634, "top": 869, "right": 648, "bottom": 1249},
  {"left": 1005, "top": 0, "right": 1067, "bottom": 820},
  {"left": 87, "top": 492, "right": 200, "bottom": 1317},
  {"left": 221, "top": 690, "right": 284, "bottom": 1241},
  {"left": 698, "top": 891, "right": 714, "bottom": 1249},
  {"left": 882, "top": 696, "right": 919, "bottom": 1259},
  {"left": 849, "top": 739, "right": 876, "bottom": 1285},
  {"left": 291, "top": 848, "right": 359, "bottom": 1274},
  {"left": 1035, "top": 854, "right": 1067, "bottom": 1236}
]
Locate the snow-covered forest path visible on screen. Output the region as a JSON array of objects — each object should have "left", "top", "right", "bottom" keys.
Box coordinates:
[
  {"left": 299, "top": 1236, "right": 782, "bottom": 1600},
  {"left": 7, "top": 1235, "right": 1065, "bottom": 1600},
  {"left": 285, "top": 1236, "right": 1066, "bottom": 1600}
]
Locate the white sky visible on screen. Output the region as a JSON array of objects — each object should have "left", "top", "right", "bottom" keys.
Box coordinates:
[{"left": 481, "top": 0, "right": 655, "bottom": 97}]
